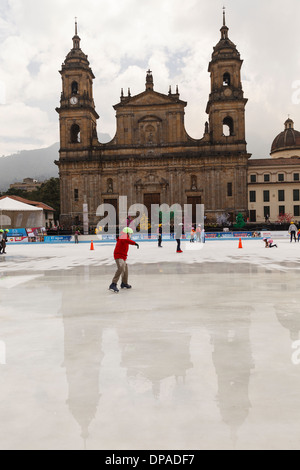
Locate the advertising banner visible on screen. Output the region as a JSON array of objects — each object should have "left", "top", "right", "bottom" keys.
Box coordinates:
[
  {"left": 205, "top": 231, "right": 253, "bottom": 239},
  {"left": 6, "top": 228, "right": 27, "bottom": 237},
  {"left": 262, "top": 231, "right": 289, "bottom": 239},
  {"left": 7, "top": 237, "right": 28, "bottom": 243},
  {"left": 44, "top": 236, "right": 73, "bottom": 243}
]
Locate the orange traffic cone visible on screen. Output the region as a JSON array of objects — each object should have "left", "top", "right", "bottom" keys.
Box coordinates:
[
  {"left": 238, "top": 238, "right": 243, "bottom": 249},
  {"left": 90, "top": 240, "right": 94, "bottom": 250}
]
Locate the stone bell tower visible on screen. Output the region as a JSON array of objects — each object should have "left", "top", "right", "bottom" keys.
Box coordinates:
[
  {"left": 56, "top": 21, "right": 100, "bottom": 229},
  {"left": 56, "top": 20, "right": 99, "bottom": 152},
  {"left": 206, "top": 9, "right": 247, "bottom": 149}
]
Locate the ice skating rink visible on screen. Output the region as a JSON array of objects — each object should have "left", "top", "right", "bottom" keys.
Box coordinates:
[{"left": 1, "top": 239, "right": 300, "bottom": 450}]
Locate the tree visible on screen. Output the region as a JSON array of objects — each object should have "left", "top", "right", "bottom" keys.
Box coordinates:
[
  {"left": 1, "top": 188, "right": 28, "bottom": 198},
  {"left": 0, "top": 178, "right": 60, "bottom": 220},
  {"left": 234, "top": 212, "right": 245, "bottom": 229},
  {"left": 216, "top": 212, "right": 230, "bottom": 226},
  {"left": 276, "top": 213, "right": 293, "bottom": 224}
]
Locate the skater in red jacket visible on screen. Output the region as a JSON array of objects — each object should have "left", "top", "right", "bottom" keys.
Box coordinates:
[{"left": 109, "top": 227, "right": 139, "bottom": 293}]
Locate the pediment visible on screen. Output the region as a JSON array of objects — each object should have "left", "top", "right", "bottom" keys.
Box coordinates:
[{"left": 114, "top": 91, "right": 187, "bottom": 109}]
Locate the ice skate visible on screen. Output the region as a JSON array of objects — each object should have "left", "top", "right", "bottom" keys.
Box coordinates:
[
  {"left": 109, "top": 283, "right": 119, "bottom": 293},
  {"left": 121, "top": 282, "right": 132, "bottom": 289}
]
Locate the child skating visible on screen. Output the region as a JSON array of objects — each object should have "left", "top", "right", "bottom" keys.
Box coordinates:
[
  {"left": 190, "top": 226, "right": 195, "bottom": 243},
  {"left": 263, "top": 237, "right": 277, "bottom": 248},
  {"left": 109, "top": 227, "right": 139, "bottom": 293}
]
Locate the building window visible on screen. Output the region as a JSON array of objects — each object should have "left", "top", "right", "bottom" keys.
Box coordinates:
[
  {"left": 227, "top": 182, "right": 232, "bottom": 197},
  {"left": 278, "top": 190, "right": 285, "bottom": 201},
  {"left": 249, "top": 210, "right": 256, "bottom": 222},
  {"left": 293, "top": 173, "right": 299, "bottom": 181},
  {"left": 71, "top": 124, "right": 80, "bottom": 143},
  {"left": 223, "top": 116, "right": 234, "bottom": 136},
  {"left": 263, "top": 190, "right": 270, "bottom": 202},
  {"left": 249, "top": 191, "right": 256, "bottom": 203},
  {"left": 279, "top": 205, "right": 285, "bottom": 215},
  {"left": 223, "top": 72, "right": 231, "bottom": 86},
  {"left": 107, "top": 179, "right": 113, "bottom": 193},
  {"left": 294, "top": 206, "right": 300, "bottom": 217},
  {"left": 74, "top": 189, "right": 79, "bottom": 202},
  {"left": 264, "top": 174, "right": 270, "bottom": 182},
  {"left": 250, "top": 174, "right": 256, "bottom": 183},
  {"left": 293, "top": 189, "right": 300, "bottom": 201},
  {"left": 71, "top": 81, "right": 78, "bottom": 95},
  {"left": 191, "top": 175, "right": 197, "bottom": 191},
  {"left": 278, "top": 173, "right": 284, "bottom": 182},
  {"left": 264, "top": 206, "right": 270, "bottom": 219}
]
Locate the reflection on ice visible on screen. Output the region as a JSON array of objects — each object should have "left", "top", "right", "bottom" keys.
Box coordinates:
[
  {"left": 1, "top": 260, "right": 300, "bottom": 449},
  {"left": 205, "top": 305, "right": 254, "bottom": 446}
]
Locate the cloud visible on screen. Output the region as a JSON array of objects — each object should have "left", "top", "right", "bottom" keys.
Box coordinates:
[
  {"left": 0, "top": 0, "right": 300, "bottom": 157},
  {"left": 0, "top": 102, "right": 57, "bottom": 155}
]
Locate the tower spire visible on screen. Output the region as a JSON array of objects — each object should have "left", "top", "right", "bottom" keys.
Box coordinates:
[
  {"left": 220, "top": 6, "right": 229, "bottom": 40},
  {"left": 73, "top": 17, "right": 80, "bottom": 49}
]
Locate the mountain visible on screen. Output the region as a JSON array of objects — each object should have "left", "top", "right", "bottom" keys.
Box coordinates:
[{"left": 0, "top": 133, "right": 111, "bottom": 191}]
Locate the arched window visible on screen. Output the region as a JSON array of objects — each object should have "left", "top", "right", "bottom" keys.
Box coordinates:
[
  {"left": 223, "top": 72, "right": 231, "bottom": 86},
  {"left": 145, "top": 124, "right": 155, "bottom": 143},
  {"left": 71, "top": 81, "right": 78, "bottom": 95},
  {"left": 107, "top": 179, "right": 113, "bottom": 193},
  {"left": 191, "top": 175, "right": 197, "bottom": 191},
  {"left": 71, "top": 124, "right": 81, "bottom": 143},
  {"left": 223, "top": 117, "right": 234, "bottom": 136}
]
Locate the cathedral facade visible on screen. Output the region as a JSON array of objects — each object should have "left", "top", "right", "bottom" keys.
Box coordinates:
[{"left": 56, "top": 16, "right": 250, "bottom": 230}]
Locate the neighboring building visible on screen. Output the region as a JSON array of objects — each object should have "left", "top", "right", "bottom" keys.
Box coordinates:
[
  {"left": 56, "top": 14, "right": 250, "bottom": 229},
  {"left": 248, "top": 118, "right": 300, "bottom": 223},
  {"left": 0, "top": 195, "right": 55, "bottom": 228},
  {"left": 9, "top": 178, "right": 44, "bottom": 192}
]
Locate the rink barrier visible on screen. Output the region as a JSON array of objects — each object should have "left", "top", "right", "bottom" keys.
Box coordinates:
[{"left": 5, "top": 231, "right": 290, "bottom": 244}]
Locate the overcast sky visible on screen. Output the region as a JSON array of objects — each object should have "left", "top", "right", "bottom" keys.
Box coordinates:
[{"left": 0, "top": 0, "right": 300, "bottom": 158}]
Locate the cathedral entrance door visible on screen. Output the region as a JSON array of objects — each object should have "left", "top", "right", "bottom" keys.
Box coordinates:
[
  {"left": 143, "top": 193, "right": 161, "bottom": 223},
  {"left": 187, "top": 196, "right": 202, "bottom": 224}
]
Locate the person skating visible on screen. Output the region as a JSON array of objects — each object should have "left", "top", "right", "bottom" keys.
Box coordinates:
[
  {"left": 190, "top": 226, "right": 195, "bottom": 243},
  {"left": 201, "top": 228, "right": 206, "bottom": 243},
  {"left": 0, "top": 230, "right": 3, "bottom": 254},
  {"left": 263, "top": 237, "right": 277, "bottom": 248},
  {"left": 1, "top": 229, "right": 8, "bottom": 254},
  {"left": 157, "top": 224, "right": 163, "bottom": 247},
  {"left": 297, "top": 228, "right": 300, "bottom": 242},
  {"left": 109, "top": 227, "right": 139, "bottom": 293},
  {"left": 196, "top": 224, "right": 201, "bottom": 242},
  {"left": 288, "top": 221, "right": 297, "bottom": 242},
  {"left": 175, "top": 223, "right": 184, "bottom": 253},
  {"left": 74, "top": 230, "right": 80, "bottom": 244}
]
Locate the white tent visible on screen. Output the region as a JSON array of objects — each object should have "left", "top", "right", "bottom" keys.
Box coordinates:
[{"left": 0, "top": 197, "right": 43, "bottom": 228}]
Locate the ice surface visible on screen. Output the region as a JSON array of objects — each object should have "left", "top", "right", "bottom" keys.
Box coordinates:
[{"left": 0, "top": 239, "right": 300, "bottom": 450}]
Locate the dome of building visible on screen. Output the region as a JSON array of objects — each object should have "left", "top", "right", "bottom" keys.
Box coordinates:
[{"left": 271, "top": 118, "right": 300, "bottom": 157}]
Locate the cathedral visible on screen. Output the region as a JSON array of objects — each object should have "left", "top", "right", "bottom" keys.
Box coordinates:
[{"left": 56, "top": 13, "right": 250, "bottom": 230}]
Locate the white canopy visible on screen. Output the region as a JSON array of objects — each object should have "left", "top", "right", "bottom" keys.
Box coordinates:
[
  {"left": 0, "top": 197, "right": 42, "bottom": 212},
  {"left": 0, "top": 197, "right": 43, "bottom": 228}
]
